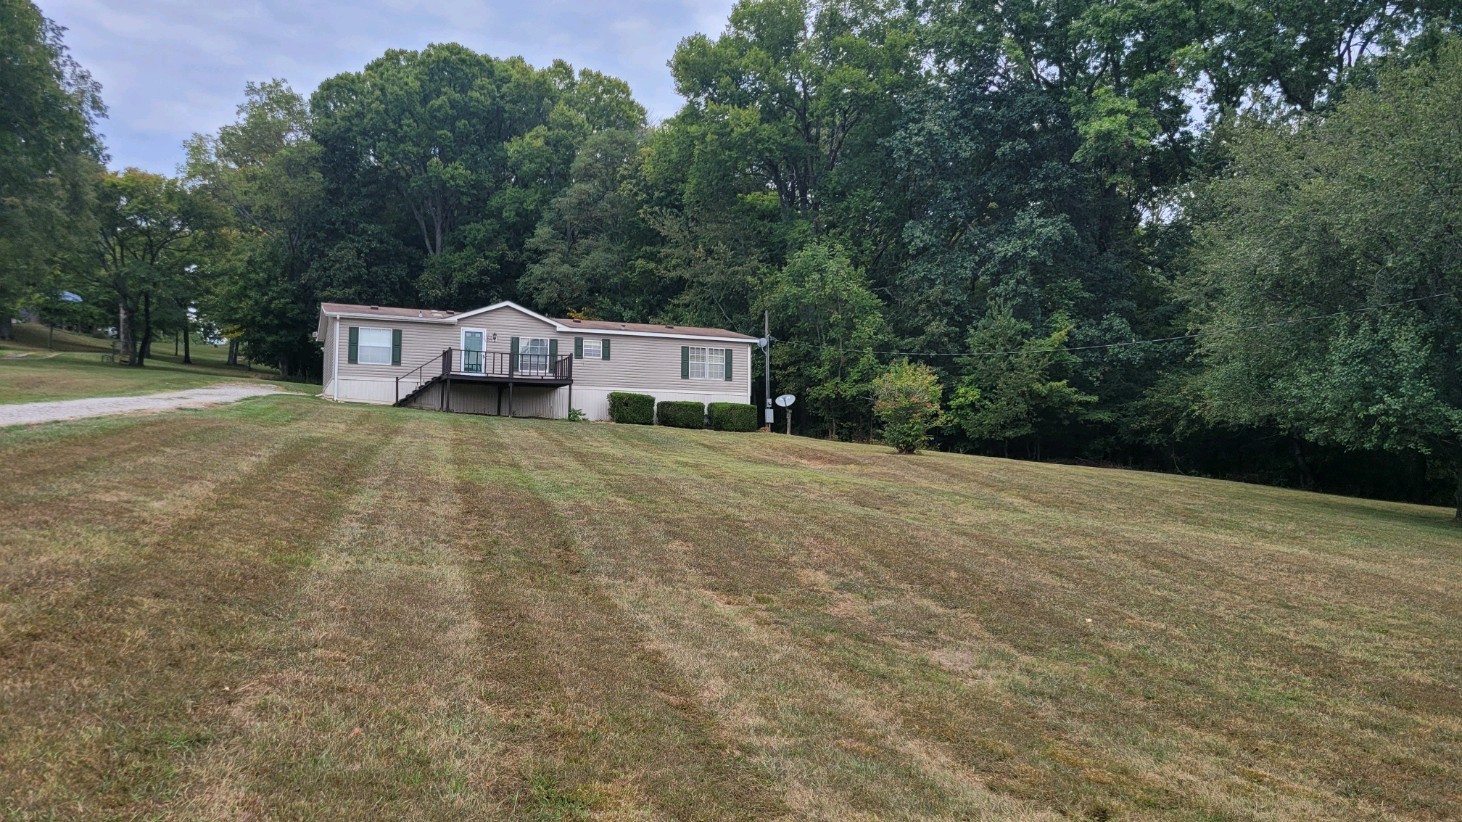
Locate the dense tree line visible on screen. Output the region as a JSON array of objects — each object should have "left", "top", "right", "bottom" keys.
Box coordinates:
[{"left": 6, "top": 0, "right": 1460, "bottom": 514}]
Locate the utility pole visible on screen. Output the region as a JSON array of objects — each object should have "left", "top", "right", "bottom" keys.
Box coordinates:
[{"left": 763, "top": 311, "right": 773, "bottom": 430}]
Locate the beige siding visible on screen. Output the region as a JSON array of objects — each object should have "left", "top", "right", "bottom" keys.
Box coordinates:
[
  {"left": 328, "top": 304, "right": 755, "bottom": 414},
  {"left": 567, "top": 332, "right": 750, "bottom": 394}
]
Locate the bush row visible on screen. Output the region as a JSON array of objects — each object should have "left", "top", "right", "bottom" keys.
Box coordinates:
[{"left": 605, "top": 393, "right": 757, "bottom": 432}]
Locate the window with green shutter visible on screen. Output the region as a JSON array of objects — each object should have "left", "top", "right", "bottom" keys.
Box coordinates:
[
  {"left": 601, "top": 339, "right": 610, "bottom": 360},
  {"left": 347, "top": 326, "right": 359, "bottom": 364},
  {"left": 355, "top": 328, "right": 393, "bottom": 365},
  {"left": 685, "top": 346, "right": 728, "bottom": 380},
  {"left": 391, "top": 329, "right": 402, "bottom": 366},
  {"left": 574, "top": 337, "right": 583, "bottom": 359}
]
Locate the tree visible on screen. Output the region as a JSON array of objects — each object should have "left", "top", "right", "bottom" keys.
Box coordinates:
[
  {"left": 0, "top": 0, "right": 104, "bottom": 338},
  {"left": 89, "top": 170, "right": 216, "bottom": 366},
  {"left": 520, "top": 129, "right": 665, "bottom": 319},
  {"left": 762, "top": 243, "right": 889, "bottom": 438},
  {"left": 1187, "top": 39, "right": 1462, "bottom": 518},
  {"left": 947, "top": 305, "right": 1095, "bottom": 458},
  {"left": 186, "top": 80, "right": 326, "bottom": 377},
  {"left": 873, "top": 359, "right": 943, "bottom": 454},
  {"left": 309, "top": 46, "right": 644, "bottom": 309}
]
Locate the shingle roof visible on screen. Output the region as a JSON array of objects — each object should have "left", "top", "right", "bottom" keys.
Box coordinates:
[
  {"left": 320, "top": 302, "right": 458, "bottom": 320},
  {"left": 319, "top": 301, "right": 755, "bottom": 340},
  {"left": 556, "top": 317, "right": 756, "bottom": 340}
]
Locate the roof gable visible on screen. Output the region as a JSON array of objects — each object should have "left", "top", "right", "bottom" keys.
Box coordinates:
[{"left": 451, "top": 301, "right": 559, "bottom": 327}]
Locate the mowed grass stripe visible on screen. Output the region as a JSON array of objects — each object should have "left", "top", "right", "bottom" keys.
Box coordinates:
[
  {"left": 0, "top": 397, "right": 391, "bottom": 815},
  {"left": 448, "top": 417, "right": 790, "bottom": 819},
  {"left": 169, "top": 408, "right": 517, "bottom": 818}
]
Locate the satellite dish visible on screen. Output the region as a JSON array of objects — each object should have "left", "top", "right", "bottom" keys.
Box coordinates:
[{"left": 774, "top": 394, "right": 796, "bottom": 408}]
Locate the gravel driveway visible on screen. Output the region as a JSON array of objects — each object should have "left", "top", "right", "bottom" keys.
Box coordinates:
[{"left": 0, "top": 384, "right": 287, "bottom": 427}]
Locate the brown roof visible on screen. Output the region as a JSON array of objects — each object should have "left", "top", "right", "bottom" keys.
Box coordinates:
[
  {"left": 320, "top": 302, "right": 459, "bottom": 320},
  {"left": 556, "top": 317, "right": 755, "bottom": 340},
  {"left": 320, "top": 301, "right": 754, "bottom": 340}
]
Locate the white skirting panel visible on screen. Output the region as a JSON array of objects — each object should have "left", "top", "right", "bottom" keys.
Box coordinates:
[
  {"left": 570, "top": 385, "right": 751, "bottom": 422},
  {"left": 333, "top": 377, "right": 410, "bottom": 405},
  {"left": 330, "top": 378, "right": 749, "bottom": 422}
]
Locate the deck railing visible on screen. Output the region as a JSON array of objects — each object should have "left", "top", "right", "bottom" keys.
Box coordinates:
[
  {"left": 395, "top": 349, "right": 574, "bottom": 405},
  {"left": 452, "top": 349, "right": 573, "bottom": 381}
]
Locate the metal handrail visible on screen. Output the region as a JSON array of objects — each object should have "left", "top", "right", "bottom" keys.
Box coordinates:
[{"left": 395, "top": 348, "right": 451, "bottom": 404}]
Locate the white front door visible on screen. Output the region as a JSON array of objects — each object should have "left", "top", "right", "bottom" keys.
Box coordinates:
[{"left": 462, "top": 329, "right": 485, "bottom": 373}]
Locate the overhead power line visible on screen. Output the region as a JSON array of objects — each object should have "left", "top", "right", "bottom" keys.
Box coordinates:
[{"left": 835, "top": 292, "right": 1456, "bottom": 359}]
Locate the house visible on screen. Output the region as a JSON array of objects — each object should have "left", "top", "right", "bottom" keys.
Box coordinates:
[{"left": 317, "top": 301, "right": 756, "bottom": 420}]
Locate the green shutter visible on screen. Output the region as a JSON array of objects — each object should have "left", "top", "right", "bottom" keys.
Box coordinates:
[
  {"left": 347, "top": 326, "right": 358, "bottom": 364},
  {"left": 601, "top": 339, "right": 610, "bottom": 360},
  {"left": 549, "top": 338, "right": 558, "bottom": 360},
  {"left": 574, "top": 337, "right": 583, "bottom": 359},
  {"left": 391, "top": 329, "right": 402, "bottom": 366},
  {"left": 510, "top": 336, "right": 519, "bottom": 372},
  {"left": 723, "top": 347, "right": 733, "bottom": 380},
  {"left": 681, "top": 346, "right": 689, "bottom": 379}
]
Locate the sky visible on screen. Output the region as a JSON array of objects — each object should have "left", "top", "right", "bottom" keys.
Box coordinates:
[{"left": 40, "top": 0, "right": 736, "bottom": 174}]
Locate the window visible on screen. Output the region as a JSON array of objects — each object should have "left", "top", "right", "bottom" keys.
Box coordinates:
[
  {"left": 358, "top": 327, "right": 393, "bottom": 365},
  {"left": 688, "top": 346, "right": 726, "bottom": 379},
  {"left": 520, "top": 337, "right": 550, "bottom": 373},
  {"left": 582, "top": 339, "right": 601, "bottom": 359}
]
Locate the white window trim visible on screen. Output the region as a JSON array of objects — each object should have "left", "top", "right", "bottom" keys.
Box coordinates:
[
  {"left": 582, "top": 338, "right": 602, "bottom": 359},
  {"left": 520, "top": 337, "right": 551, "bottom": 374},
  {"left": 357, "top": 327, "right": 393, "bottom": 365},
  {"left": 688, "top": 345, "right": 727, "bottom": 380}
]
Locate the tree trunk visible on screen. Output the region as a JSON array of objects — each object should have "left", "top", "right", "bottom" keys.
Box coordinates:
[
  {"left": 1454, "top": 466, "right": 1461, "bottom": 523},
  {"left": 137, "top": 292, "right": 152, "bottom": 365},
  {"left": 226, "top": 338, "right": 239, "bottom": 366},
  {"left": 182, "top": 327, "right": 191, "bottom": 364},
  {"left": 0, "top": 315, "right": 12, "bottom": 340},
  {"left": 118, "top": 299, "right": 135, "bottom": 365},
  {"left": 1290, "top": 435, "right": 1315, "bottom": 490}
]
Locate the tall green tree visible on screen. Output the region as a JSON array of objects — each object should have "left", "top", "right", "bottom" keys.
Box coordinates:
[
  {"left": 520, "top": 129, "right": 665, "bottom": 319},
  {"left": 947, "top": 306, "right": 1094, "bottom": 458},
  {"left": 310, "top": 46, "right": 643, "bottom": 308},
  {"left": 0, "top": 0, "right": 104, "bottom": 338},
  {"left": 186, "top": 80, "right": 326, "bottom": 377},
  {"left": 762, "top": 243, "right": 889, "bottom": 438},
  {"left": 89, "top": 170, "right": 216, "bottom": 365},
  {"left": 1187, "top": 39, "right": 1462, "bottom": 518}
]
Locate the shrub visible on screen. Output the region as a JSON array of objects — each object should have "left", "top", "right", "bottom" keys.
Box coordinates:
[
  {"left": 873, "top": 359, "right": 944, "bottom": 454},
  {"left": 656, "top": 400, "right": 706, "bottom": 429},
  {"left": 608, "top": 392, "right": 654, "bottom": 425},
  {"left": 708, "top": 402, "right": 758, "bottom": 432},
  {"left": 566, "top": 407, "right": 587, "bottom": 422}
]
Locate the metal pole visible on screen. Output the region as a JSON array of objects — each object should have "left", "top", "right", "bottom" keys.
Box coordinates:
[{"left": 763, "top": 311, "right": 773, "bottom": 430}]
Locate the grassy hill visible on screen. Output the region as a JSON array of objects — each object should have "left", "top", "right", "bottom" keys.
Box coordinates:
[
  {"left": 0, "top": 396, "right": 1457, "bottom": 819},
  {"left": 0, "top": 322, "right": 312, "bottom": 403}
]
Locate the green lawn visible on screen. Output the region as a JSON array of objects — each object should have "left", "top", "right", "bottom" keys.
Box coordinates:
[
  {"left": 0, "top": 322, "right": 314, "bottom": 402},
  {"left": 1, "top": 397, "right": 1457, "bottom": 819}
]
